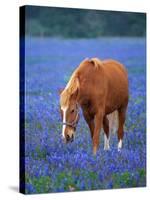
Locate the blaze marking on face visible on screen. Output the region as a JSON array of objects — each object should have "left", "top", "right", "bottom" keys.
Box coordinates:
[{"left": 62, "top": 107, "right": 67, "bottom": 138}]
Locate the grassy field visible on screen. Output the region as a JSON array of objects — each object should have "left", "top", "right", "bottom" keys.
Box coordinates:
[{"left": 22, "top": 37, "right": 146, "bottom": 193}]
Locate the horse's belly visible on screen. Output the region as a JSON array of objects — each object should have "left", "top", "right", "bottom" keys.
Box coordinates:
[{"left": 105, "top": 92, "right": 128, "bottom": 114}]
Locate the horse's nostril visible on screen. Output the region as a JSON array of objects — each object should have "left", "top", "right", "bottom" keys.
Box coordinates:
[
  {"left": 70, "top": 134, "right": 74, "bottom": 142},
  {"left": 66, "top": 134, "right": 70, "bottom": 141},
  {"left": 66, "top": 134, "right": 74, "bottom": 142}
]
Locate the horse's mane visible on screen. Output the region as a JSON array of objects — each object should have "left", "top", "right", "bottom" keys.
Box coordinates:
[
  {"left": 60, "top": 71, "right": 79, "bottom": 107},
  {"left": 60, "top": 58, "right": 102, "bottom": 107}
]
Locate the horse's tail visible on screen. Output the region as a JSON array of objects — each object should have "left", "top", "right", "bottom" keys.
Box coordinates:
[
  {"left": 90, "top": 57, "right": 103, "bottom": 69},
  {"left": 107, "top": 110, "right": 119, "bottom": 135}
]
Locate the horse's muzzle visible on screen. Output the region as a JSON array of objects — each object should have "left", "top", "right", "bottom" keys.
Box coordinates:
[{"left": 66, "top": 134, "right": 74, "bottom": 143}]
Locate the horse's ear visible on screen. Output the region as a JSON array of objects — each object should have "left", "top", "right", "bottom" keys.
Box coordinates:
[
  {"left": 58, "top": 88, "right": 64, "bottom": 95},
  {"left": 90, "top": 58, "right": 102, "bottom": 69}
]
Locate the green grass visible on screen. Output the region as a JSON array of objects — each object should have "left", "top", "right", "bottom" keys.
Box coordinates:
[
  {"left": 26, "top": 174, "right": 51, "bottom": 193},
  {"left": 112, "top": 168, "right": 146, "bottom": 188}
]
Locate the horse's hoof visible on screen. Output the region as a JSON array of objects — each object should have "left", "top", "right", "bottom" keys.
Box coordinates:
[
  {"left": 104, "top": 147, "right": 110, "bottom": 151},
  {"left": 93, "top": 147, "right": 97, "bottom": 155},
  {"left": 104, "top": 144, "right": 110, "bottom": 151}
]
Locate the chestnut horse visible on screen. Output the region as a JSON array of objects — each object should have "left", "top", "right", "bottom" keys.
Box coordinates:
[{"left": 59, "top": 58, "right": 128, "bottom": 154}]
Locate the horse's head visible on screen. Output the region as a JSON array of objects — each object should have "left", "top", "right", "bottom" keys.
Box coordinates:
[
  {"left": 59, "top": 76, "right": 80, "bottom": 143},
  {"left": 60, "top": 102, "right": 79, "bottom": 143}
]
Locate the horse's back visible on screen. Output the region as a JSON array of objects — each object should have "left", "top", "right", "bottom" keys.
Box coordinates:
[
  {"left": 102, "top": 59, "right": 128, "bottom": 86},
  {"left": 102, "top": 59, "right": 128, "bottom": 77},
  {"left": 78, "top": 58, "right": 128, "bottom": 114}
]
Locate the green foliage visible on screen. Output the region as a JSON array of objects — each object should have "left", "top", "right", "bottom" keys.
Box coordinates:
[
  {"left": 26, "top": 19, "right": 45, "bottom": 36},
  {"left": 55, "top": 171, "right": 76, "bottom": 191},
  {"left": 26, "top": 175, "right": 51, "bottom": 193},
  {"left": 138, "top": 168, "right": 146, "bottom": 182},
  {"left": 34, "top": 176, "right": 51, "bottom": 193},
  {"left": 34, "top": 146, "right": 46, "bottom": 159},
  {"left": 55, "top": 170, "right": 99, "bottom": 191},
  {"left": 24, "top": 6, "right": 146, "bottom": 38},
  {"left": 112, "top": 169, "right": 146, "bottom": 188},
  {"left": 36, "top": 121, "right": 43, "bottom": 130}
]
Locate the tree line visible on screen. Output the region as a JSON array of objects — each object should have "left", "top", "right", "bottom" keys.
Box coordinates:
[{"left": 25, "top": 6, "right": 146, "bottom": 38}]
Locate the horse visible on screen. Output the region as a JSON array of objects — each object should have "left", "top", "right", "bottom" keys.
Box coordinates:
[{"left": 59, "top": 58, "right": 129, "bottom": 154}]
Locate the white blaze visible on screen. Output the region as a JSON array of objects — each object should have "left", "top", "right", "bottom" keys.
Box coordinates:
[{"left": 62, "top": 107, "right": 67, "bottom": 138}]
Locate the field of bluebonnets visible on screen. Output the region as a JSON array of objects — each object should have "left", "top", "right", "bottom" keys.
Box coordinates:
[{"left": 24, "top": 37, "right": 146, "bottom": 193}]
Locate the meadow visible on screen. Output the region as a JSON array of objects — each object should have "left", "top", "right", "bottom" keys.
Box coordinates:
[{"left": 23, "top": 37, "right": 146, "bottom": 193}]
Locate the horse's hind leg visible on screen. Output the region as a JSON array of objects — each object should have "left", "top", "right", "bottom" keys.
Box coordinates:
[
  {"left": 103, "top": 116, "right": 110, "bottom": 150},
  {"left": 117, "top": 107, "right": 127, "bottom": 151}
]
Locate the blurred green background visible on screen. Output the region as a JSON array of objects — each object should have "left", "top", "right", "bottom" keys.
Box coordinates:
[{"left": 25, "top": 6, "right": 146, "bottom": 38}]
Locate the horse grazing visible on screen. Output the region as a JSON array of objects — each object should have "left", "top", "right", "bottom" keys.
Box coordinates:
[{"left": 59, "top": 58, "right": 129, "bottom": 154}]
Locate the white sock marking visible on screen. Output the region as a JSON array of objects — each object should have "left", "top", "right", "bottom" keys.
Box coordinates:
[
  {"left": 118, "top": 139, "right": 122, "bottom": 151},
  {"left": 104, "top": 134, "right": 110, "bottom": 150}
]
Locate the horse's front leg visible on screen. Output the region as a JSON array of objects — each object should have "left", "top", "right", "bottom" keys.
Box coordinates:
[
  {"left": 83, "top": 110, "right": 94, "bottom": 139},
  {"left": 93, "top": 110, "right": 103, "bottom": 155}
]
